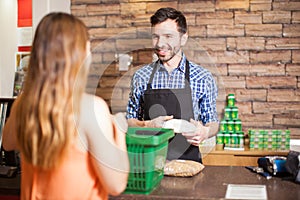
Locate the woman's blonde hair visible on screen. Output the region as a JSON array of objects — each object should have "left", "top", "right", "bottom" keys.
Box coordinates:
[{"left": 16, "top": 12, "right": 90, "bottom": 169}]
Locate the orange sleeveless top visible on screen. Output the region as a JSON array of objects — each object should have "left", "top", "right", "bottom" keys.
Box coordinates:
[{"left": 20, "top": 145, "right": 108, "bottom": 200}]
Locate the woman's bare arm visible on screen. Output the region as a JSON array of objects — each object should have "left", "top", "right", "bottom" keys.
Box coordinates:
[{"left": 80, "top": 94, "right": 129, "bottom": 195}]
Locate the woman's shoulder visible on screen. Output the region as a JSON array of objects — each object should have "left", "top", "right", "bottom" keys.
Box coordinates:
[
  {"left": 80, "top": 93, "right": 111, "bottom": 125},
  {"left": 81, "top": 93, "right": 108, "bottom": 110},
  {"left": 79, "top": 93, "right": 112, "bottom": 137}
]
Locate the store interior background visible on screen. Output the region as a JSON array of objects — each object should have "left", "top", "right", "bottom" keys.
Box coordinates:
[
  {"left": 0, "top": 0, "right": 300, "bottom": 140},
  {"left": 0, "top": 0, "right": 69, "bottom": 97}
]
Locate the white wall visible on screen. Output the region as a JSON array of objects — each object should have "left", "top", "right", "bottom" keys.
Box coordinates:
[
  {"left": 0, "top": 0, "right": 18, "bottom": 97},
  {"left": 0, "top": 0, "right": 70, "bottom": 97},
  {"left": 32, "top": 0, "right": 70, "bottom": 32}
]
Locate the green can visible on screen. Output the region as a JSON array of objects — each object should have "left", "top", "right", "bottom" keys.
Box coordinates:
[
  {"left": 227, "top": 121, "right": 234, "bottom": 132},
  {"left": 263, "top": 141, "right": 269, "bottom": 149},
  {"left": 276, "top": 135, "right": 282, "bottom": 143},
  {"left": 285, "top": 130, "right": 291, "bottom": 137},
  {"left": 272, "top": 134, "right": 277, "bottom": 142},
  {"left": 263, "top": 134, "right": 269, "bottom": 142},
  {"left": 258, "top": 143, "right": 264, "bottom": 150},
  {"left": 258, "top": 134, "right": 264, "bottom": 142},
  {"left": 217, "top": 132, "right": 224, "bottom": 144},
  {"left": 224, "top": 107, "right": 231, "bottom": 120},
  {"left": 231, "top": 133, "right": 238, "bottom": 148},
  {"left": 220, "top": 120, "right": 227, "bottom": 132},
  {"left": 234, "top": 119, "right": 242, "bottom": 132},
  {"left": 224, "top": 133, "right": 231, "bottom": 147},
  {"left": 231, "top": 107, "right": 238, "bottom": 120},
  {"left": 227, "top": 94, "right": 235, "bottom": 107}
]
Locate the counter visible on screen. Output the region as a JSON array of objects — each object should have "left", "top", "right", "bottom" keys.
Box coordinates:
[
  {"left": 110, "top": 166, "right": 299, "bottom": 200},
  {"left": 0, "top": 166, "right": 299, "bottom": 199}
]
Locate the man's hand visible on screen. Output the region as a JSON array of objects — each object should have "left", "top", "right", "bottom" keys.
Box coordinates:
[
  {"left": 182, "top": 119, "right": 210, "bottom": 146},
  {"left": 146, "top": 115, "right": 173, "bottom": 128}
]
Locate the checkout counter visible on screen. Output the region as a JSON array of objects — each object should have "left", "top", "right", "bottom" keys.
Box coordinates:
[
  {"left": 109, "top": 166, "right": 299, "bottom": 200},
  {"left": 0, "top": 165, "right": 299, "bottom": 199}
]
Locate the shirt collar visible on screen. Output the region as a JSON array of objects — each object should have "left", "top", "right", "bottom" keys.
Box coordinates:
[{"left": 157, "top": 53, "right": 187, "bottom": 73}]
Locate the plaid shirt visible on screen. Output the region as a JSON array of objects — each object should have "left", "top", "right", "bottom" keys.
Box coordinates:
[{"left": 126, "top": 54, "right": 218, "bottom": 124}]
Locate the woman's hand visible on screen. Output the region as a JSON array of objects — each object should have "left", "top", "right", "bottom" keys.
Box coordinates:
[{"left": 145, "top": 115, "right": 173, "bottom": 128}]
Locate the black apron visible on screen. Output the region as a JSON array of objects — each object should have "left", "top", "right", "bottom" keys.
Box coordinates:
[{"left": 143, "top": 59, "right": 202, "bottom": 163}]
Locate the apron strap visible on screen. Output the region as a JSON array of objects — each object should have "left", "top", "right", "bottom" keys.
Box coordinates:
[{"left": 146, "top": 60, "right": 159, "bottom": 90}]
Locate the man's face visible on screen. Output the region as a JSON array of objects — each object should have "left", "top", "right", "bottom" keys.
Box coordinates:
[{"left": 152, "top": 19, "right": 187, "bottom": 62}]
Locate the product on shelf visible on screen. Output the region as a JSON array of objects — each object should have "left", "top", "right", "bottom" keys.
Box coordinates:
[
  {"left": 217, "top": 94, "right": 244, "bottom": 150},
  {"left": 248, "top": 129, "right": 290, "bottom": 151}
]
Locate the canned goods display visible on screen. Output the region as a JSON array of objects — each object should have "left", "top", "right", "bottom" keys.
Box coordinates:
[
  {"left": 248, "top": 129, "right": 290, "bottom": 151},
  {"left": 218, "top": 94, "right": 245, "bottom": 150}
]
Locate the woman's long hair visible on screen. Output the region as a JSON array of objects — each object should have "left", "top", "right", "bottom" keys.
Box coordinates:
[{"left": 16, "top": 12, "right": 90, "bottom": 169}]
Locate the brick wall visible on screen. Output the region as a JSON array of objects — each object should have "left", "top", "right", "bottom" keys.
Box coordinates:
[{"left": 71, "top": 0, "right": 300, "bottom": 139}]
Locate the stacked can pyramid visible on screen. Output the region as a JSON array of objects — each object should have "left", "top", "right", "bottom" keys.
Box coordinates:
[{"left": 217, "top": 94, "right": 244, "bottom": 149}]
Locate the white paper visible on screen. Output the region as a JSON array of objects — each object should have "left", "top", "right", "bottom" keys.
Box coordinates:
[
  {"left": 163, "top": 119, "right": 196, "bottom": 133},
  {"left": 290, "top": 139, "right": 300, "bottom": 152},
  {"left": 17, "top": 27, "right": 33, "bottom": 46},
  {"left": 225, "top": 184, "right": 267, "bottom": 200}
]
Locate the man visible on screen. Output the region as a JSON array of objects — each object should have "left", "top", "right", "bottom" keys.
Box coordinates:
[{"left": 126, "top": 7, "right": 219, "bottom": 163}]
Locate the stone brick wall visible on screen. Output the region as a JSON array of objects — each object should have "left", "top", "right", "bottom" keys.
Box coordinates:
[{"left": 71, "top": 0, "right": 300, "bottom": 139}]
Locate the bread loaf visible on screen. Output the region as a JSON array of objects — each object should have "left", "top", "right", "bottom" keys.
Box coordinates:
[{"left": 164, "top": 160, "right": 205, "bottom": 177}]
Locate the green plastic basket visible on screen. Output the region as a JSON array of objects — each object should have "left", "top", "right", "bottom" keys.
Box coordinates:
[{"left": 124, "top": 127, "right": 174, "bottom": 195}]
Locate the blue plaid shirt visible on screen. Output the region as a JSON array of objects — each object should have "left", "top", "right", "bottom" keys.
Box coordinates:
[{"left": 126, "top": 54, "right": 218, "bottom": 124}]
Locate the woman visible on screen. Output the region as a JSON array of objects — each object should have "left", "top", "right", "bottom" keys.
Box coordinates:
[{"left": 3, "top": 12, "right": 129, "bottom": 199}]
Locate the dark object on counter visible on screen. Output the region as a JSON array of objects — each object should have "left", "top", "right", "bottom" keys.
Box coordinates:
[
  {"left": 285, "top": 150, "right": 300, "bottom": 183},
  {"left": 0, "top": 165, "right": 18, "bottom": 178},
  {"left": 0, "top": 97, "right": 20, "bottom": 177},
  {"left": 257, "top": 156, "right": 288, "bottom": 176}
]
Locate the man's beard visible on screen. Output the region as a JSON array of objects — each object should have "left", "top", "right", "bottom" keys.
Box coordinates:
[{"left": 154, "top": 45, "right": 181, "bottom": 63}]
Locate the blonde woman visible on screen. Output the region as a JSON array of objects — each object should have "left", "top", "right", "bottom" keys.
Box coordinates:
[{"left": 3, "top": 12, "right": 129, "bottom": 199}]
